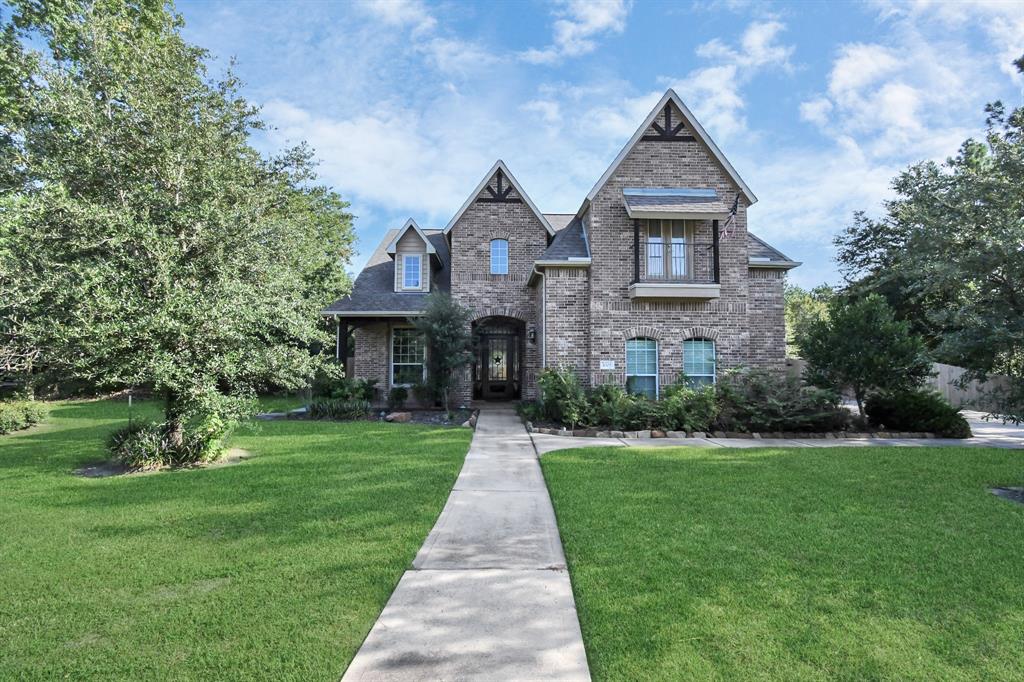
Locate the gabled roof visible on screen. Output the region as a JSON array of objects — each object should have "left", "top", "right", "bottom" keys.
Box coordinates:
[
  {"left": 324, "top": 229, "right": 450, "bottom": 316},
  {"left": 579, "top": 89, "right": 756, "bottom": 217},
  {"left": 443, "top": 160, "right": 556, "bottom": 236},
  {"left": 385, "top": 218, "right": 436, "bottom": 255},
  {"left": 747, "top": 232, "right": 801, "bottom": 269}
]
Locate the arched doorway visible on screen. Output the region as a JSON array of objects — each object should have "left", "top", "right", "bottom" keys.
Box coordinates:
[{"left": 473, "top": 316, "right": 525, "bottom": 400}]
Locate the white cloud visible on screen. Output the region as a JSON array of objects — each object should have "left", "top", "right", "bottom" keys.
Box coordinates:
[
  {"left": 670, "top": 20, "right": 793, "bottom": 140},
  {"left": 799, "top": 97, "right": 832, "bottom": 127},
  {"left": 355, "top": 0, "right": 436, "bottom": 34},
  {"left": 520, "top": 0, "right": 630, "bottom": 64}
]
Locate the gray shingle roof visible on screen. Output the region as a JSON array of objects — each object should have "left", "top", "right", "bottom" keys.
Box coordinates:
[
  {"left": 623, "top": 188, "right": 730, "bottom": 216},
  {"left": 543, "top": 213, "right": 576, "bottom": 232},
  {"left": 747, "top": 232, "right": 799, "bottom": 267},
  {"left": 324, "top": 230, "right": 450, "bottom": 315},
  {"left": 539, "top": 216, "right": 589, "bottom": 261}
]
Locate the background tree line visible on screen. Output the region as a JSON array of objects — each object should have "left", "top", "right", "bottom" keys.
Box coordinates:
[{"left": 786, "top": 55, "right": 1024, "bottom": 424}]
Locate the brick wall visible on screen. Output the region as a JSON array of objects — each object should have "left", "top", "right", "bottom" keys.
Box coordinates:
[
  {"left": 542, "top": 266, "right": 591, "bottom": 380},
  {"left": 448, "top": 170, "right": 550, "bottom": 403},
  {"left": 584, "top": 99, "right": 775, "bottom": 387},
  {"left": 747, "top": 268, "right": 786, "bottom": 370}
]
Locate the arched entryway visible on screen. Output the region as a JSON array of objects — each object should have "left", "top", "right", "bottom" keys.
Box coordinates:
[{"left": 472, "top": 316, "right": 525, "bottom": 400}]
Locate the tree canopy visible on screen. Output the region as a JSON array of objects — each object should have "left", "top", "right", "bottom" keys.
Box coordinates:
[
  {"left": 0, "top": 0, "right": 354, "bottom": 448},
  {"left": 798, "top": 294, "right": 932, "bottom": 416},
  {"left": 834, "top": 56, "right": 1024, "bottom": 422}
]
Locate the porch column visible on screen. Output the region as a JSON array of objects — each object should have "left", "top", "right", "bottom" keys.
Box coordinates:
[{"left": 712, "top": 219, "right": 720, "bottom": 284}]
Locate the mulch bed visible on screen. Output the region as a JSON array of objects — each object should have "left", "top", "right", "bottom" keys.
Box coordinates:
[{"left": 375, "top": 408, "right": 475, "bottom": 427}]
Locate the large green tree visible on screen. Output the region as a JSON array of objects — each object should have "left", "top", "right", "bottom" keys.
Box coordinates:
[
  {"left": 784, "top": 283, "right": 833, "bottom": 358},
  {"left": 835, "top": 56, "right": 1024, "bottom": 422},
  {"left": 413, "top": 293, "right": 473, "bottom": 417},
  {"left": 0, "top": 0, "right": 354, "bottom": 447},
  {"left": 798, "top": 295, "right": 933, "bottom": 416}
]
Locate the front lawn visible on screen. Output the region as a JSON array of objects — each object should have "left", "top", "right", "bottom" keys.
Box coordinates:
[
  {"left": 542, "top": 445, "right": 1024, "bottom": 680},
  {"left": 0, "top": 399, "right": 470, "bottom": 680}
]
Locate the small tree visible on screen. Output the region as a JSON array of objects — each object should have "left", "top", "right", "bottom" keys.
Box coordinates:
[
  {"left": 798, "top": 294, "right": 932, "bottom": 416},
  {"left": 413, "top": 293, "right": 472, "bottom": 417}
]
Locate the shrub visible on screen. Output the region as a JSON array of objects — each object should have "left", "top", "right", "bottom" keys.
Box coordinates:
[
  {"left": 537, "top": 367, "right": 588, "bottom": 428},
  {"left": 411, "top": 382, "right": 436, "bottom": 407},
  {"left": 0, "top": 400, "right": 47, "bottom": 435},
  {"left": 387, "top": 386, "right": 408, "bottom": 410},
  {"left": 517, "top": 401, "right": 544, "bottom": 424},
  {"left": 107, "top": 416, "right": 230, "bottom": 470},
  {"left": 308, "top": 398, "right": 371, "bottom": 421},
  {"left": 660, "top": 383, "right": 719, "bottom": 432},
  {"left": 584, "top": 384, "right": 655, "bottom": 431},
  {"left": 316, "top": 377, "right": 378, "bottom": 402},
  {"left": 865, "top": 389, "right": 972, "bottom": 438},
  {"left": 715, "top": 368, "right": 849, "bottom": 433}
]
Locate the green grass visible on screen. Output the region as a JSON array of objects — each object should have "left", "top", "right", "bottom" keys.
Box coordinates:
[
  {"left": 542, "top": 445, "right": 1024, "bottom": 681},
  {"left": 0, "top": 399, "right": 470, "bottom": 680}
]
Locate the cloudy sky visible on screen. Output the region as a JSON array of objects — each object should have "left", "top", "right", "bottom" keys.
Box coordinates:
[{"left": 178, "top": 0, "right": 1024, "bottom": 287}]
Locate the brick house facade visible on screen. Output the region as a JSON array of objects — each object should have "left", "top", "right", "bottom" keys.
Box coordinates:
[{"left": 325, "top": 90, "right": 799, "bottom": 406}]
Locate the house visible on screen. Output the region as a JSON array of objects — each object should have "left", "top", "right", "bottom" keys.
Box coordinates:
[{"left": 324, "top": 89, "right": 799, "bottom": 405}]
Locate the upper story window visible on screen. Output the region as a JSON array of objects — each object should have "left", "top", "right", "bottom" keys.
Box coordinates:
[
  {"left": 626, "top": 338, "right": 658, "bottom": 399},
  {"left": 646, "top": 219, "right": 688, "bottom": 280},
  {"left": 490, "top": 239, "right": 509, "bottom": 275},
  {"left": 683, "top": 339, "right": 716, "bottom": 386},
  {"left": 402, "top": 254, "right": 421, "bottom": 289}
]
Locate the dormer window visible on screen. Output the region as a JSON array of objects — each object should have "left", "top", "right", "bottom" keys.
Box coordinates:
[
  {"left": 490, "top": 239, "right": 508, "bottom": 275},
  {"left": 403, "top": 254, "right": 421, "bottom": 289}
]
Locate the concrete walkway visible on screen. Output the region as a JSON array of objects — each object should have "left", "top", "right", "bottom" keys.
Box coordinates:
[{"left": 342, "top": 406, "right": 590, "bottom": 681}]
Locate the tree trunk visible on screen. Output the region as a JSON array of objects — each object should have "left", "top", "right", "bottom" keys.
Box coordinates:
[
  {"left": 855, "top": 388, "right": 865, "bottom": 418},
  {"left": 164, "top": 389, "right": 185, "bottom": 450}
]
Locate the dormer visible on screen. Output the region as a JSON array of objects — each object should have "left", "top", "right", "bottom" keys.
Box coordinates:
[{"left": 386, "top": 218, "right": 439, "bottom": 293}]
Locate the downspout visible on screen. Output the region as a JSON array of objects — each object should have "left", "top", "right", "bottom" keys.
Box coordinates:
[{"left": 534, "top": 267, "right": 546, "bottom": 369}]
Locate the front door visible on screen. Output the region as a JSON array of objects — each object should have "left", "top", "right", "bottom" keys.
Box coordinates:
[{"left": 481, "top": 334, "right": 515, "bottom": 399}]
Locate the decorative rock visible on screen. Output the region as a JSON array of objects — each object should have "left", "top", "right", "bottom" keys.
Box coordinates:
[
  {"left": 385, "top": 412, "right": 412, "bottom": 423},
  {"left": 712, "top": 431, "right": 727, "bottom": 438},
  {"left": 636, "top": 430, "right": 652, "bottom": 439},
  {"left": 725, "top": 431, "right": 747, "bottom": 439},
  {"left": 666, "top": 431, "right": 686, "bottom": 439},
  {"left": 469, "top": 414, "right": 478, "bottom": 428},
  {"left": 461, "top": 420, "right": 472, "bottom": 428},
  {"left": 824, "top": 432, "right": 837, "bottom": 439},
  {"left": 610, "top": 431, "right": 625, "bottom": 438},
  {"left": 650, "top": 429, "right": 667, "bottom": 438},
  {"left": 256, "top": 412, "right": 286, "bottom": 421},
  {"left": 525, "top": 421, "right": 533, "bottom": 432},
  {"left": 691, "top": 431, "right": 707, "bottom": 439},
  {"left": 557, "top": 429, "right": 572, "bottom": 437},
  {"left": 596, "top": 431, "right": 611, "bottom": 438},
  {"left": 751, "top": 433, "right": 762, "bottom": 439}
]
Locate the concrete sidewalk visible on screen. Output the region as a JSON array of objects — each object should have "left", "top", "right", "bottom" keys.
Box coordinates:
[{"left": 342, "top": 407, "right": 590, "bottom": 681}]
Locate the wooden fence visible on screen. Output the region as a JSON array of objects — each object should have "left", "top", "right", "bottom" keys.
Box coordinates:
[{"left": 785, "top": 358, "right": 1009, "bottom": 410}]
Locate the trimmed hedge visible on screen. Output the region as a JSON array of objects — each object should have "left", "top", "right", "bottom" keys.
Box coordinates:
[
  {"left": 0, "top": 400, "right": 47, "bottom": 435},
  {"left": 865, "top": 389, "right": 971, "bottom": 438}
]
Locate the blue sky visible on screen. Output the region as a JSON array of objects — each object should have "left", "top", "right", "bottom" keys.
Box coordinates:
[{"left": 177, "top": 0, "right": 1024, "bottom": 287}]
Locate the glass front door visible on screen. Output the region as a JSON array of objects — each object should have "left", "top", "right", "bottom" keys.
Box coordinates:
[{"left": 480, "top": 334, "right": 518, "bottom": 399}]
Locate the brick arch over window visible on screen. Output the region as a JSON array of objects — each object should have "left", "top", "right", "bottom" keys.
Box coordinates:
[
  {"left": 625, "top": 325, "right": 664, "bottom": 341},
  {"left": 476, "top": 306, "right": 529, "bottom": 322},
  {"left": 486, "top": 229, "right": 513, "bottom": 242},
  {"left": 680, "top": 326, "right": 721, "bottom": 341}
]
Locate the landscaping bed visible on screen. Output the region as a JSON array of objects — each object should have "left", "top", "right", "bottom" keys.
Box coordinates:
[
  {"left": 542, "top": 444, "right": 1024, "bottom": 680},
  {"left": 526, "top": 422, "right": 941, "bottom": 439}
]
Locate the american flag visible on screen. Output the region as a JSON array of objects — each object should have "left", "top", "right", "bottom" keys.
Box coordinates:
[{"left": 720, "top": 195, "right": 739, "bottom": 240}]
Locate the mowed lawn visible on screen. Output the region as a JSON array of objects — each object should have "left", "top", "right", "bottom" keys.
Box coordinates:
[
  {"left": 0, "top": 399, "right": 470, "bottom": 680},
  {"left": 542, "top": 445, "right": 1024, "bottom": 681}
]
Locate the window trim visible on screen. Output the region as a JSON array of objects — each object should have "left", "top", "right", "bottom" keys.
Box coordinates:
[
  {"left": 625, "top": 337, "right": 659, "bottom": 399},
  {"left": 402, "top": 253, "right": 422, "bottom": 290},
  {"left": 490, "top": 238, "right": 509, "bottom": 275},
  {"left": 682, "top": 338, "right": 716, "bottom": 386},
  {"left": 390, "top": 327, "right": 426, "bottom": 387}
]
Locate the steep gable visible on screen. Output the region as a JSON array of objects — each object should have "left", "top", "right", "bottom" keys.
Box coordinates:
[
  {"left": 443, "top": 160, "right": 555, "bottom": 237},
  {"left": 579, "top": 90, "right": 756, "bottom": 217}
]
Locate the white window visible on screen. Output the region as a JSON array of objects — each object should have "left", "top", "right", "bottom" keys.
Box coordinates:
[
  {"left": 626, "top": 338, "right": 658, "bottom": 399},
  {"left": 683, "top": 339, "right": 716, "bottom": 386},
  {"left": 490, "top": 239, "right": 509, "bottom": 275},
  {"left": 402, "top": 254, "right": 421, "bottom": 289},
  {"left": 391, "top": 328, "right": 425, "bottom": 386}
]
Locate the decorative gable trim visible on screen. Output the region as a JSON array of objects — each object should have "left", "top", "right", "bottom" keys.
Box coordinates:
[
  {"left": 641, "top": 101, "right": 697, "bottom": 142},
  {"left": 385, "top": 218, "right": 437, "bottom": 255},
  {"left": 443, "top": 160, "right": 556, "bottom": 236},
  {"left": 579, "top": 89, "right": 756, "bottom": 217}
]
